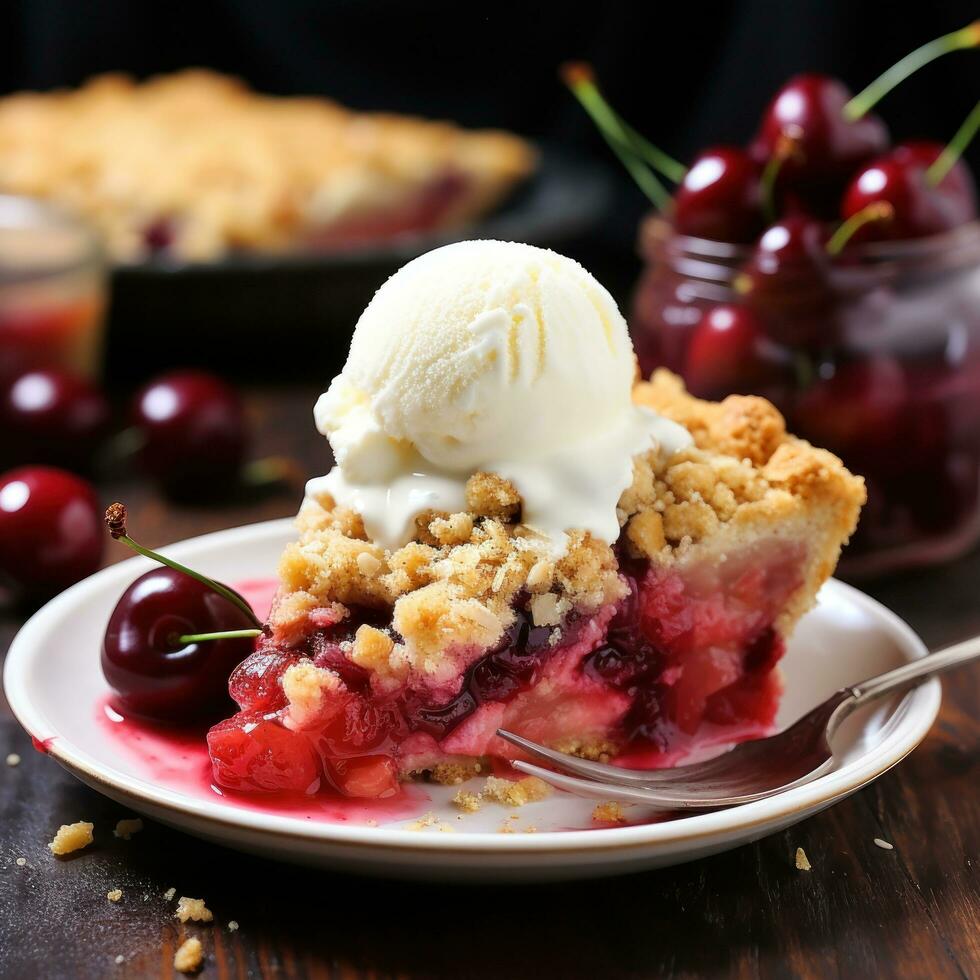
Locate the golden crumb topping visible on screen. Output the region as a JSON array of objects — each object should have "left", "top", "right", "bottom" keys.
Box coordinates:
[
  {"left": 592, "top": 801, "right": 626, "bottom": 823},
  {"left": 48, "top": 821, "right": 94, "bottom": 856},
  {"left": 482, "top": 775, "right": 552, "bottom": 806}
]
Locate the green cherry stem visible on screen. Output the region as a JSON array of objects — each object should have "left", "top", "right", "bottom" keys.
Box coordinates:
[
  {"left": 561, "top": 63, "right": 675, "bottom": 210},
  {"left": 760, "top": 131, "right": 802, "bottom": 222},
  {"left": 104, "top": 502, "right": 262, "bottom": 628},
  {"left": 177, "top": 629, "right": 263, "bottom": 644},
  {"left": 826, "top": 202, "right": 895, "bottom": 256},
  {"left": 845, "top": 20, "right": 980, "bottom": 121},
  {"left": 926, "top": 99, "right": 980, "bottom": 186}
]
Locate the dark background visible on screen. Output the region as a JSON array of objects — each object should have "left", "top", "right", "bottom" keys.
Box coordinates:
[{"left": 2, "top": 0, "right": 979, "bottom": 260}]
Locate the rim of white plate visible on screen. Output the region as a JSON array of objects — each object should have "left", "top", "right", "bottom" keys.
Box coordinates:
[{"left": 3, "top": 518, "right": 941, "bottom": 855}]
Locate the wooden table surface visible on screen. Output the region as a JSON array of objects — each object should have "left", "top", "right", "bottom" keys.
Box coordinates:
[{"left": 1, "top": 386, "right": 977, "bottom": 980}]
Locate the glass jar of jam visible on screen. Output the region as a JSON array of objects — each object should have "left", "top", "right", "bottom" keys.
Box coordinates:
[
  {"left": 0, "top": 195, "right": 107, "bottom": 382},
  {"left": 632, "top": 216, "right": 980, "bottom": 577}
]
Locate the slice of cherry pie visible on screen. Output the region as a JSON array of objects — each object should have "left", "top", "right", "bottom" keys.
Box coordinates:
[{"left": 208, "top": 370, "right": 864, "bottom": 800}]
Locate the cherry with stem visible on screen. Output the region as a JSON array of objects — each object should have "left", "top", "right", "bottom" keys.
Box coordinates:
[{"left": 105, "top": 501, "right": 261, "bottom": 630}]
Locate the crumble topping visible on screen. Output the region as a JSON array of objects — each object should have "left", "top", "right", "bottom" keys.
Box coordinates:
[
  {"left": 175, "top": 897, "right": 213, "bottom": 923},
  {"left": 428, "top": 760, "right": 484, "bottom": 785},
  {"left": 282, "top": 661, "right": 343, "bottom": 730},
  {"left": 174, "top": 937, "right": 204, "bottom": 974},
  {"left": 113, "top": 818, "right": 143, "bottom": 840},
  {"left": 795, "top": 847, "right": 812, "bottom": 871},
  {"left": 592, "top": 801, "right": 626, "bottom": 823},
  {"left": 48, "top": 821, "right": 94, "bottom": 856},
  {"left": 107, "top": 889, "right": 122, "bottom": 902}
]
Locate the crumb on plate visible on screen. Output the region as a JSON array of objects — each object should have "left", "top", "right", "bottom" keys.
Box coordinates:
[
  {"left": 48, "top": 821, "right": 94, "bottom": 856},
  {"left": 452, "top": 789, "right": 482, "bottom": 812},
  {"left": 482, "top": 775, "right": 552, "bottom": 806},
  {"left": 592, "top": 801, "right": 626, "bottom": 823}
]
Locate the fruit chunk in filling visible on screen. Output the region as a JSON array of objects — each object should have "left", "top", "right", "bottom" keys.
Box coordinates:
[{"left": 207, "top": 538, "right": 805, "bottom": 798}]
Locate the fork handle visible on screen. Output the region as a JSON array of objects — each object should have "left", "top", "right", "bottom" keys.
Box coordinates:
[{"left": 846, "top": 634, "right": 980, "bottom": 709}]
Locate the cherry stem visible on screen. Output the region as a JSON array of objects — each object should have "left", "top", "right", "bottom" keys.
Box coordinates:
[
  {"left": 825, "top": 202, "right": 895, "bottom": 256},
  {"left": 561, "top": 63, "right": 677, "bottom": 210},
  {"left": 927, "top": 99, "right": 980, "bottom": 186},
  {"left": 845, "top": 20, "right": 980, "bottom": 121},
  {"left": 105, "top": 502, "right": 262, "bottom": 628},
  {"left": 177, "top": 629, "right": 262, "bottom": 644},
  {"left": 760, "top": 132, "right": 801, "bottom": 223}
]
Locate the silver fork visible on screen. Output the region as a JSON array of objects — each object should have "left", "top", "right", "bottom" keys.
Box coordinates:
[{"left": 497, "top": 635, "right": 980, "bottom": 810}]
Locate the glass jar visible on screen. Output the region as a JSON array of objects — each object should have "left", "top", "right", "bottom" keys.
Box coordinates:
[
  {"left": 631, "top": 216, "right": 980, "bottom": 578},
  {"left": 0, "top": 195, "right": 107, "bottom": 381}
]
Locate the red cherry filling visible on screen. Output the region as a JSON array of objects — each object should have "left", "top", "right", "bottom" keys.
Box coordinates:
[
  {"left": 0, "top": 465, "right": 103, "bottom": 599},
  {"left": 102, "top": 567, "right": 258, "bottom": 722},
  {"left": 211, "top": 537, "right": 804, "bottom": 797}
]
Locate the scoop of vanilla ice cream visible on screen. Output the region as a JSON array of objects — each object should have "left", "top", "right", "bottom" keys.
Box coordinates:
[{"left": 311, "top": 240, "right": 690, "bottom": 550}]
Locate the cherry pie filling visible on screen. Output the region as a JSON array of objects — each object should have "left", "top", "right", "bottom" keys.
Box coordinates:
[{"left": 207, "top": 538, "right": 804, "bottom": 799}]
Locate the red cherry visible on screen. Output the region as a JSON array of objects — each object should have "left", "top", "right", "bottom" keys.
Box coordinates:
[
  {"left": 841, "top": 141, "right": 978, "bottom": 242},
  {"left": 752, "top": 74, "right": 889, "bottom": 216},
  {"left": 683, "top": 305, "right": 789, "bottom": 400},
  {"left": 0, "top": 466, "right": 103, "bottom": 599},
  {"left": 738, "top": 215, "right": 836, "bottom": 347},
  {"left": 208, "top": 711, "right": 320, "bottom": 794},
  {"left": 229, "top": 644, "right": 305, "bottom": 713},
  {"left": 672, "top": 147, "right": 763, "bottom": 243},
  {"left": 131, "top": 371, "right": 247, "bottom": 498},
  {"left": 102, "top": 567, "right": 258, "bottom": 722},
  {"left": 792, "top": 357, "right": 908, "bottom": 470},
  {"left": 0, "top": 369, "right": 110, "bottom": 471}
]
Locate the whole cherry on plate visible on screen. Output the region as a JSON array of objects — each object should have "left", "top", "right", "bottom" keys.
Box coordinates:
[
  {"left": 0, "top": 466, "right": 103, "bottom": 599},
  {"left": 751, "top": 74, "right": 890, "bottom": 216},
  {"left": 840, "top": 138, "right": 979, "bottom": 242},
  {"left": 683, "top": 305, "right": 790, "bottom": 403},
  {"left": 672, "top": 147, "right": 764, "bottom": 243},
  {"left": 0, "top": 368, "right": 110, "bottom": 471},
  {"left": 101, "top": 503, "right": 262, "bottom": 722},
  {"left": 131, "top": 370, "right": 247, "bottom": 498}
]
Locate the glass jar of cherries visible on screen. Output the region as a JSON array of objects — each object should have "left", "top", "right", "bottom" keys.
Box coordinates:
[
  {"left": 0, "top": 195, "right": 107, "bottom": 382},
  {"left": 563, "top": 21, "right": 980, "bottom": 575},
  {"left": 632, "top": 216, "right": 980, "bottom": 576}
]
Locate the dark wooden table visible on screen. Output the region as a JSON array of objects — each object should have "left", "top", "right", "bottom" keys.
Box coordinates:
[{"left": 1, "top": 386, "right": 977, "bottom": 980}]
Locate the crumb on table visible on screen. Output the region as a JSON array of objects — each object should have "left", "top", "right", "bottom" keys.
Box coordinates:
[
  {"left": 874, "top": 838, "right": 894, "bottom": 851},
  {"left": 113, "top": 818, "right": 144, "bottom": 840},
  {"left": 173, "top": 937, "right": 203, "bottom": 974},
  {"left": 795, "top": 847, "right": 812, "bottom": 871},
  {"left": 175, "top": 896, "right": 213, "bottom": 923},
  {"left": 6, "top": 752, "right": 20, "bottom": 766},
  {"left": 164, "top": 886, "right": 176, "bottom": 901},
  {"left": 592, "top": 801, "right": 626, "bottom": 823},
  {"left": 48, "top": 821, "right": 94, "bottom": 856},
  {"left": 227, "top": 920, "right": 239, "bottom": 932},
  {"left": 107, "top": 889, "right": 122, "bottom": 902},
  {"left": 15, "top": 857, "right": 26, "bottom": 867}
]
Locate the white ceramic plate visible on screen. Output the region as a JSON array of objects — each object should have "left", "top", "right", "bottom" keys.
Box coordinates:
[{"left": 4, "top": 519, "right": 941, "bottom": 882}]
